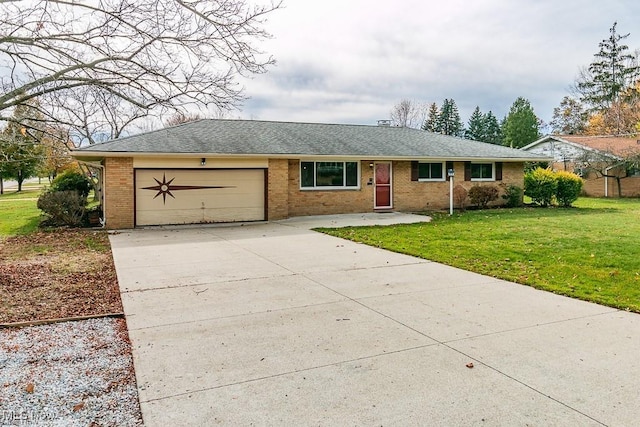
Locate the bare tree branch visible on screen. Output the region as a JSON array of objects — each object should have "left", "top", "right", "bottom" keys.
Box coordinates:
[
  {"left": 1, "top": 0, "right": 281, "bottom": 140},
  {"left": 390, "top": 99, "right": 425, "bottom": 129}
]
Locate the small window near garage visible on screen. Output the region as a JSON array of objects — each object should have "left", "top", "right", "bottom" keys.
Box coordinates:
[
  {"left": 470, "top": 163, "right": 494, "bottom": 181},
  {"left": 300, "top": 161, "right": 360, "bottom": 189},
  {"left": 418, "top": 162, "right": 445, "bottom": 181}
]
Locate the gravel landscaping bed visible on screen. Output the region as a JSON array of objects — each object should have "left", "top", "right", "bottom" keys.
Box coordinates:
[{"left": 0, "top": 317, "right": 142, "bottom": 426}]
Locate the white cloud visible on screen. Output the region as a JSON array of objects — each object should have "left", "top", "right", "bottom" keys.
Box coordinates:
[{"left": 240, "top": 0, "right": 640, "bottom": 127}]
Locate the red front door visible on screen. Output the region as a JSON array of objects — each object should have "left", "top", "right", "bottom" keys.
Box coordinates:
[{"left": 374, "top": 162, "right": 392, "bottom": 209}]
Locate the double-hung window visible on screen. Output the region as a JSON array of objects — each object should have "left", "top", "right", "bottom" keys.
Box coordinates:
[
  {"left": 300, "top": 161, "right": 359, "bottom": 189},
  {"left": 470, "top": 163, "right": 494, "bottom": 181},
  {"left": 418, "top": 162, "right": 445, "bottom": 181}
]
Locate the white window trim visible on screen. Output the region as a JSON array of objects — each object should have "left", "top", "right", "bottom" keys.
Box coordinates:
[
  {"left": 300, "top": 160, "right": 361, "bottom": 190},
  {"left": 470, "top": 162, "right": 495, "bottom": 182},
  {"left": 417, "top": 161, "right": 446, "bottom": 182}
]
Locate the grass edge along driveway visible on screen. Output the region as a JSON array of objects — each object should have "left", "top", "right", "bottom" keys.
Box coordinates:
[{"left": 320, "top": 198, "right": 640, "bottom": 313}]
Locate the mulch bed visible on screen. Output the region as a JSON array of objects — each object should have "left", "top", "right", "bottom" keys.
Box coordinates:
[
  {"left": 0, "top": 229, "right": 123, "bottom": 324},
  {"left": 0, "top": 228, "right": 143, "bottom": 425}
]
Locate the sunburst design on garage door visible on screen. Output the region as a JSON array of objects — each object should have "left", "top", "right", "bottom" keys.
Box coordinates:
[{"left": 142, "top": 173, "right": 234, "bottom": 204}]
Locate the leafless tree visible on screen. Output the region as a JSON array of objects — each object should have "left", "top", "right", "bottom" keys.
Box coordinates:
[
  {"left": 164, "top": 112, "right": 205, "bottom": 127},
  {"left": 390, "top": 99, "right": 425, "bottom": 129},
  {"left": 45, "top": 87, "right": 150, "bottom": 146},
  {"left": 0, "top": 0, "right": 281, "bottom": 140},
  {"left": 576, "top": 147, "right": 640, "bottom": 197}
]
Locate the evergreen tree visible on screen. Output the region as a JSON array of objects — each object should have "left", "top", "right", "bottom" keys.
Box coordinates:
[
  {"left": 465, "top": 106, "right": 485, "bottom": 140},
  {"left": 437, "top": 98, "right": 463, "bottom": 136},
  {"left": 502, "top": 97, "right": 540, "bottom": 148},
  {"left": 577, "top": 22, "right": 639, "bottom": 112},
  {"left": 422, "top": 102, "right": 440, "bottom": 132},
  {"left": 483, "top": 111, "right": 502, "bottom": 144}
]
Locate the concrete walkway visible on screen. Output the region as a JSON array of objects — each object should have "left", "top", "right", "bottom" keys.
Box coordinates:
[{"left": 109, "top": 214, "right": 640, "bottom": 426}]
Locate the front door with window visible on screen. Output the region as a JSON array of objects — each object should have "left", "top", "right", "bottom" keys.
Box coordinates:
[{"left": 374, "top": 162, "right": 392, "bottom": 209}]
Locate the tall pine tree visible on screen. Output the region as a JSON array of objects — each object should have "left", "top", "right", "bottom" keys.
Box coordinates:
[
  {"left": 482, "top": 111, "right": 502, "bottom": 144},
  {"left": 422, "top": 102, "right": 440, "bottom": 132},
  {"left": 502, "top": 97, "right": 540, "bottom": 148},
  {"left": 577, "top": 22, "right": 639, "bottom": 112},
  {"left": 465, "top": 106, "right": 485, "bottom": 140},
  {"left": 437, "top": 99, "right": 463, "bottom": 136}
]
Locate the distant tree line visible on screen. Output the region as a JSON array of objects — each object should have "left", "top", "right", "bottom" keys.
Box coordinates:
[
  {"left": 390, "top": 22, "right": 640, "bottom": 148},
  {"left": 390, "top": 96, "right": 541, "bottom": 149}
]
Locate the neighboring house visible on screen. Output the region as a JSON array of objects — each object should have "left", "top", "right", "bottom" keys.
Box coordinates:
[
  {"left": 72, "top": 119, "right": 548, "bottom": 229},
  {"left": 522, "top": 135, "right": 640, "bottom": 197}
]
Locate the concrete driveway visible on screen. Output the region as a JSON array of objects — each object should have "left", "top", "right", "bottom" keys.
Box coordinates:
[{"left": 109, "top": 214, "right": 640, "bottom": 426}]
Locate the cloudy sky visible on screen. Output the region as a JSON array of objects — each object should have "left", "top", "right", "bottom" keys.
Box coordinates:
[{"left": 237, "top": 0, "right": 640, "bottom": 130}]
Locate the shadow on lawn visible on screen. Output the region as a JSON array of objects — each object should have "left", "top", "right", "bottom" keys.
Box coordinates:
[{"left": 13, "top": 216, "right": 42, "bottom": 235}]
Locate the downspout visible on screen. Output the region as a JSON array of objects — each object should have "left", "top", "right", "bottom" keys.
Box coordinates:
[
  {"left": 77, "top": 160, "right": 106, "bottom": 228},
  {"left": 604, "top": 165, "right": 615, "bottom": 198}
]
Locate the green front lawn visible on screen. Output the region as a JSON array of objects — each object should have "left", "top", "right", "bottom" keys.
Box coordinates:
[
  {"left": 0, "top": 189, "right": 42, "bottom": 236},
  {"left": 321, "top": 198, "right": 640, "bottom": 312}
]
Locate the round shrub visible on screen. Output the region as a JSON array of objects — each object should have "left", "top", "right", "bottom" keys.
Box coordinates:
[
  {"left": 524, "top": 168, "right": 557, "bottom": 207},
  {"left": 37, "top": 190, "right": 86, "bottom": 227},
  {"left": 468, "top": 185, "right": 499, "bottom": 208},
  {"left": 501, "top": 184, "right": 523, "bottom": 208},
  {"left": 51, "top": 170, "right": 93, "bottom": 199},
  {"left": 555, "top": 170, "right": 583, "bottom": 207}
]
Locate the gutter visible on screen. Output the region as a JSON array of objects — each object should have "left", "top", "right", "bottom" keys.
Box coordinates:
[
  {"left": 76, "top": 160, "right": 106, "bottom": 228},
  {"left": 71, "top": 151, "right": 551, "bottom": 163}
]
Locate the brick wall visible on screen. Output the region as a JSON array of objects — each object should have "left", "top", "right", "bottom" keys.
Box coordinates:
[
  {"left": 393, "top": 161, "right": 448, "bottom": 211},
  {"left": 287, "top": 160, "right": 374, "bottom": 216},
  {"left": 394, "top": 161, "right": 524, "bottom": 211},
  {"left": 103, "top": 157, "right": 134, "bottom": 229},
  {"left": 605, "top": 176, "right": 640, "bottom": 197},
  {"left": 102, "top": 157, "right": 528, "bottom": 227},
  {"left": 285, "top": 160, "right": 525, "bottom": 216},
  {"left": 267, "top": 159, "right": 289, "bottom": 220}
]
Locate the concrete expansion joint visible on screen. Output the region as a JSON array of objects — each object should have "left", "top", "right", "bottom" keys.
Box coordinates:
[
  {"left": 139, "top": 342, "right": 442, "bottom": 405},
  {"left": 129, "top": 298, "right": 350, "bottom": 332},
  {"left": 342, "top": 260, "right": 432, "bottom": 272},
  {"left": 121, "top": 273, "right": 300, "bottom": 294},
  {"left": 441, "top": 308, "right": 623, "bottom": 345},
  {"left": 443, "top": 338, "right": 608, "bottom": 426}
]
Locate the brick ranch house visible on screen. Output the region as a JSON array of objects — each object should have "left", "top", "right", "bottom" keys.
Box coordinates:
[
  {"left": 522, "top": 135, "right": 640, "bottom": 197},
  {"left": 72, "top": 119, "right": 548, "bottom": 229}
]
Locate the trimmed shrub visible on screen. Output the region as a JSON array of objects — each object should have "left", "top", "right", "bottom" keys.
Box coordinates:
[
  {"left": 555, "top": 170, "right": 583, "bottom": 207},
  {"left": 453, "top": 185, "right": 468, "bottom": 210},
  {"left": 37, "top": 190, "right": 86, "bottom": 227},
  {"left": 51, "top": 170, "right": 92, "bottom": 200},
  {"left": 501, "top": 184, "right": 523, "bottom": 208},
  {"left": 468, "top": 185, "right": 499, "bottom": 208},
  {"left": 524, "top": 168, "right": 557, "bottom": 207}
]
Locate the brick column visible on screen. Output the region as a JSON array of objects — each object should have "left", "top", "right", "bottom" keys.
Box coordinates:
[
  {"left": 267, "top": 158, "right": 289, "bottom": 220},
  {"left": 103, "top": 157, "right": 134, "bottom": 229}
]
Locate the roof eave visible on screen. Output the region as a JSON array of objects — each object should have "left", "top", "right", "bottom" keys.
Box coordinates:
[{"left": 71, "top": 150, "right": 550, "bottom": 162}]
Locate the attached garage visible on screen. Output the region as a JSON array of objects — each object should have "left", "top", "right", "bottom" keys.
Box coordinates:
[{"left": 134, "top": 169, "right": 265, "bottom": 226}]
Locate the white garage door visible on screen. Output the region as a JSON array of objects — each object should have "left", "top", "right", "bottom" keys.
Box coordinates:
[{"left": 135, "top": 169, "right": 265, "bottom": 226}]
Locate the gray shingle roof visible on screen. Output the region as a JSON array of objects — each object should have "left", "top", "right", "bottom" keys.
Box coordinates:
[{"left": 75, "top": 119, "right": 548, "bottom": 161}]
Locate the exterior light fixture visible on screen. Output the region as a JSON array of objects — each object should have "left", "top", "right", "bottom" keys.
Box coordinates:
[{"left": 201, "top": 158, "right": 206, "bottom": 166}]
